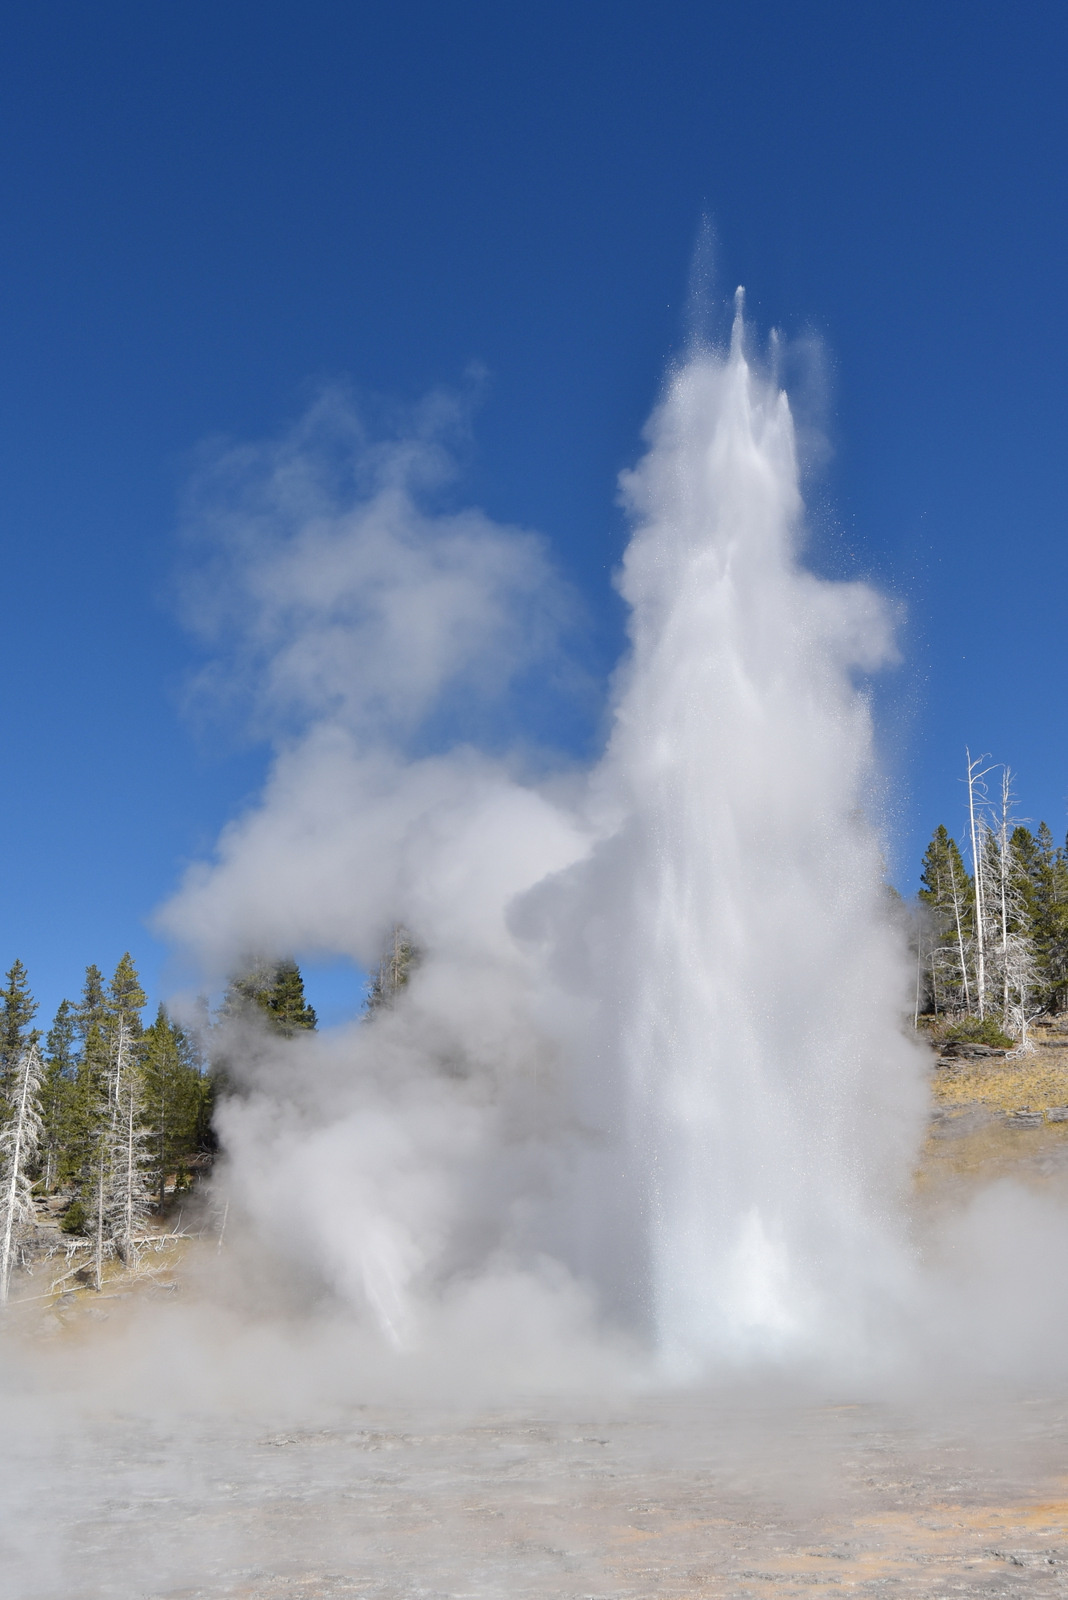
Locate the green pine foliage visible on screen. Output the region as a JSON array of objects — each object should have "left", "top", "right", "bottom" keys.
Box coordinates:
[
  {"left": 107, "top": 952, "right": 147, "bottom": 1044},
  {"left": 223, "top": 958, "right": 317, "bottom": 1036},
  {"left": 916, "top": 766, "right": 1068, "bottom": 1037},
  {"left": 917, "top": 825, "right": 974, "bottom": 1015},
  {"left": 59, "top": 1196, "right": 87, "bottom": 1235},
  {"left": 75, "top": 964, "right": 108, "bottom": 1045},
  {"left": 0, "top": 949, "right": 332, "bottom": 1296},
  {"left": 1012, "top": 823, "right": 1068, "bottom": 1012},
  {"left": 936, "top": 1014, "right": 1016, "bottom": 1049},
  {"left": 0, "top": 960, "right": 38, "bottom": 1100},
  {"left": 0, "top": 954, "right": 218, "bottom": 1286},
  {"left": 265, "top": 960, "right": 318, "bottom": 1036},
  {"left": 64, "top": 1019, "right": 111, "bottom": 1196},
  {"left": 141, "top": 1005, "right": 211, "bottom": 1211},
  {"left": 40, "top": 999, "right": 77, "bottom": 1191}
]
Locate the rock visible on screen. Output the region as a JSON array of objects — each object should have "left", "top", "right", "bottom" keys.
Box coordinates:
[
  {"left": 1046, "top": 1107, "right": 1068, "bottom": 1122},
  {"left": 938, "top": 1040, "right": 1008, "bottom": 1059},
  {"left": 1006, "top": 1110, "right": 1044, "bottom": 1128}
]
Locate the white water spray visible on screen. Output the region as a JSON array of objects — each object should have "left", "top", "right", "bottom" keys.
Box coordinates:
[
  {"left": 162, "top": 298, "right": 928, "bottom": 1378},
  {"left": 587, "top": 295, "right": 925, "bottom": 1370}
]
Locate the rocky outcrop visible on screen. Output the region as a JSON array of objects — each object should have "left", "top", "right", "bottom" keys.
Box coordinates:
[{"left": 938, "top": 1040, "right": 1008, "bottom": 1060}]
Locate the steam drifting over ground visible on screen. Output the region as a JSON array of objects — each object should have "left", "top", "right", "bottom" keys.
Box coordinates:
[
  {"left": 7, "top": 304, "right": 1068, "bottom": 1600},
  {"left": 156, "top": 302, "right": 938, "bottom": 1385}
]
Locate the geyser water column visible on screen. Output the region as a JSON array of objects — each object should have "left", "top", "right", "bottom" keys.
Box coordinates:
[
  {"left": 600, "top": 297, "right": 925, "bottom": 1372},
  {"left": 158, "top": 292, "right": 928, "bottom": 1381}
]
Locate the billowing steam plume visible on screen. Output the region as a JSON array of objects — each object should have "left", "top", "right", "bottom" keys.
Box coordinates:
[{"left": 160, "top": 301, "right": 927, "bottom": 1377}]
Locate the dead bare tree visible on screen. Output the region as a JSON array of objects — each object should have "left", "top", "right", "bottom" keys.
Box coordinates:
[
  {"left": 88, "top": 1019, "right": 150, "bottom": 1288},
  {"left": 0, "top": 1041, "right": 44, "bottom": 1303},
  {"left": 965, "top": 748, "right": 996, "bottom": 1017},
  {"left": 365, "top": 925, "right": 418, "bottom": 1015},
  {"left": 946, "top": 844, "right": 972, "bottom": 1014}
]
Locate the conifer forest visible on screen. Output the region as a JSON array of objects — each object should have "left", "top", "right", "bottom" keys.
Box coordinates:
[
  {"left": 915, "top": 754, "right": 1068, "bottom": 1045},
  {"left": 0, "top": 953, "right": 317, "bottom": 1303}
]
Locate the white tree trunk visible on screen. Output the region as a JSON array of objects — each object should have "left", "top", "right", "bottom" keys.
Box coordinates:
[
  {"left": 0, "top": 1043, "right": 44, "bottom": 1304},
  {"left": 998, "top": 767, "right": 1013, "bottom": 1021},
  {"left": 948, "top": 849, "right": 971, "bottom": 1012},
  {"left": 966, "top": 749, "right": 990, "bottom": 1017}
]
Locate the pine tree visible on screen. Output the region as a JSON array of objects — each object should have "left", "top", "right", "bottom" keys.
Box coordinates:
[
  {"left": 65, "top": 1019, "right": 110, "bottom": 1221},
  {"left": 918, "top": 826, "right": 973, "bottom": 1014},
  {"left": 0, "top": 1042, "right": 44, "bottom": 1302},
  {"left": 141, "top": 1006, "right": 207, "bottom": 1212},
  {"left": 222, "top": 959, "right": 317, "bottom": 1036},
  {"left": 0, "top": 961, "right": 38, "bottom": 1101},
  {"left": 75, "top": 964, "right": 108, "bottom": 1046},
  {"left": 264, "top": 960, "right": 317, "bottom": 1036},
  {"left": 40, "top": 999, "right": 77, "bottom": 1191},
  {"left": 1008, "top": 823, "right": 1068, "bottom": 1014},
  {"left": 106, "top": 952, "right": 147, "bottom": 1046}
]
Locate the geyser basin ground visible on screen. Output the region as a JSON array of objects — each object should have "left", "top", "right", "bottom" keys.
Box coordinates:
[
  {"left": 7, "top": 1383, "right": 1068, "bottom": 1597},
  {"left": 7, "top": 1115, "right": 1068, "bottom": 1600}
]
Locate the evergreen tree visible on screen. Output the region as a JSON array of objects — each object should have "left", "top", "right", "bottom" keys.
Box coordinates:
[
  {"left": 264, "top": 960, "right": 317, "bottom": 1036},
  {"left": 141, "top": 1006, "right": 208, "bottom": 1211},
  {"left": 1013, "top": 822, "right": 1068, "bottom": 1013},
  {"left": 106, "top": 952, "right": 147, "bottom": 1044},
  {"left": 223, "top": 959, "right": 317, "bottom": 1036},
  {"left": 917, "top": 827, "right": 973, "bottom": 1014},
  {"left": 40, "top": 999, "right": 77, "bottom": 1191},
  {"left": 65, "top": 1019, "right": 110, "bottom": 1200},
  {"left": 0, "top": 961, "right": 37, "bottom": 1100},
  {"left": 74, "top": 964, "right": 108, "bottom": 1046}
]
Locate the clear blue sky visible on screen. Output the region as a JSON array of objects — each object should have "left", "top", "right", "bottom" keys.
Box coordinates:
[{"left": 2, "top": 1, "right": 1066, "bottom": 1026}]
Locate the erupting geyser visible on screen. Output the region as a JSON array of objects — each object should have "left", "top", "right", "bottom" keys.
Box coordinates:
[
  {"left": 163, "top": 295, "right": 928, "bottom": 1380},
  {"left": 598, "top": 294, "right": 925, "bottom": 1370}
]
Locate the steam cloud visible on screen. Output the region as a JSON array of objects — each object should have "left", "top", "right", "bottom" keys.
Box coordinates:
[
  {"left": 137, "top": 300, "right": 1068, "bottom": 1419},
  {"left": 155, "top": 303, "right": 947, "bottom": 1383},
  {"left": 7, "top": 308, "right": 1068, "bottom": 1600}
]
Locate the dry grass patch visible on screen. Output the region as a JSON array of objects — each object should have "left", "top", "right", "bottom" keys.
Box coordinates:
[{"left": 932, "top": 1030, "right": 1068, "bottom": 1115}]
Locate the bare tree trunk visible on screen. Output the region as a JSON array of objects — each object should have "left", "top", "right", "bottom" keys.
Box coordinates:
[
  {"left": 948, "top": 849, "right": 971, "bottom": 1013},
  {"left": 94, "top": 1157, "right": 105, "bottom": 1293},
  {"left": 966, "top": 749, "right": 989, "bottom": 1017},
  {"left": 119, "top": 1087, "right": 140, "bottom": 1265},
  {"left": 998, "top": 768, "right": 1012, "bottom": 1022},
  {"left": 0, "top": 1044, "right": 44, "bottom": 1304}
]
